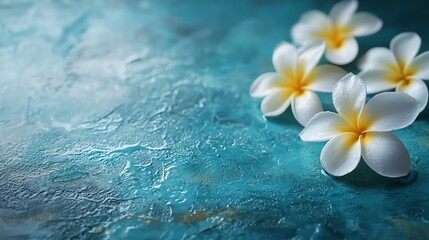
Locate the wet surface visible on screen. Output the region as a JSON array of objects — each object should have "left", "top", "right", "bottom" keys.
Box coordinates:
[{"left": 1, "top": 0, "right": 429, "bottom": 239}]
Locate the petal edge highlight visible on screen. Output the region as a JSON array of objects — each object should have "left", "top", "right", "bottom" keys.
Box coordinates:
[
  {"left": 291, "top": 91, "right": 323, "bottom": 126},
  {"left": 320, "top": 133, "right": 361, "bottom": 176},
  {"left": 300, "top": 112, "right": 354, "bottom": 142},
  {"left": 349, "top": 12, "right": 382, "bottom": 37},
  {"left": 307, "top": 65, "right": 347, "bottom": 93},
  {"left": 332, "top": 73, "right": 366, "bottom": 128},
  {"left": 396, "top": 78, "right": 428, "bottom": 112},
  {"left": 360, "top": 92, "right": 419, "bottom": 132},
  {"left": 250, "top": 72, "right": 282, "bottom": 98},
  {"left": 329, "top": 0, "right": 358, "bottom": 26},
  {"left": 273, "top": 42, "right": 298, "bottom": 76},
  {"left": 358, "top": 69, "right": 396, "bottom": 94},
  {"left": 361, "top": 132, "right": 410, "bottom": 177},
  {"left": 390, "top": 32, "right": 421, "bottom": 67},
  {"left": 261, "top": 89, "right": 294, "bottom": 117}
]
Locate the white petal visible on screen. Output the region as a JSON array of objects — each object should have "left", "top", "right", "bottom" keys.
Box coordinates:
[
  {"left": 358, "top": 69, "right": 396, "bottom": 94},
  {"left": 411, "top": 51, "right": 429, "bottom": 80},
  {"left": 329, "top": 0, "right": 358, "bottom": 26},
  {"left": 321, "top": 133, "right": 361, "bottom": 176},
  {"left": 325, "top": 38, "right": 358, "bottom": 65},
  {"left": 390, "top": 32, "right": 421, "bottom": 67},
  {"left": 300, "top": 112, "right": 355, "bottom": 142},
  {"left": 306, "top": 65, "right": 347, "bottom": 92},
  {"left": 291, "top": 91, "right": 323, "bottom": 126},
  {"left": 250, "top": 72, "right": 283, "bottom": 98},
  {"left": 298, "top": 41, "right": 325, "bottom": 76},
  {"left": 358, "top": 47, "right": 398, "bottom": 71},
  {"left": 273, "top": 42, "right": 298, "bottom": 76},
  {"left": 261, "top": 89, "right": 294, "bottom": 117},
  {"left": 360, "top": 92, "right": 419, "bottom": 132},
  {"left": 291, "top": 11, "right": 331, "bottom": 44},
  {"left": 361, "top": 132, "right": 410, "bottom": 177},
  {"left": 332, "top": 73, "right": 366, "bottom": 127},
  {"left": 349, "top": 12, "right": 382, "bottom": 37},
  {"left": 291, "top": 24, "right": 315, "bottom": 45},
  {"left": 300, "top": 10, "right": 331, "bottom": 26},
  {"left": 396, "top": 78, "right": 428, "bottom": 112}
]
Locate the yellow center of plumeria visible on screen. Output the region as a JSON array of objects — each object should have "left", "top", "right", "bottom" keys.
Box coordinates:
[
  {"left": 337, "top": 111, "right": 374, "bottom": 145},
  {"left": 276, "top": 66, "right": 311, "bottom": 97},
  {"left": 340, "top": 131, "right": 373, "bottom": 151},
  {"left": 354, "top": 122, "right": 372, "bottom": 141},
  {"left": 387, "top": 64, "right": 416, "bottom": 88},
  {"left": 335, "top": 122, "right": 373, "bottom": 149},
  {"left": 315, "top": 25, "right": 351, "bottom": 50}
]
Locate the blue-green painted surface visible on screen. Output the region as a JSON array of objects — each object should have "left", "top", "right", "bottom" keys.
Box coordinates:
[{"left": 1, "top": 0, "right": 428, "bottom": 239}]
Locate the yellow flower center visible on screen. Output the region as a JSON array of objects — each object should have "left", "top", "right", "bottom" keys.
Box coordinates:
[
  {"left": 387, "top": 64, "right": 416, "bottom": 88},
  {"left": 353, "top": 124, "right": 369, "bottom": 138},
  {"left": 315, "top": 25, "right": 351, "bottom": 50},
  {"left": 338, "top": 110, "right": 373, "bottom": 140},
  {"left": 275, "top": 66, "right": 311, "bottom": 97},
  {"left": 338, "top": 119, "right": 373, "bottom": 149}
]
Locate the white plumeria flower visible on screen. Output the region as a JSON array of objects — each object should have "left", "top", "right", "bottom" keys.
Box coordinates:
[
  {"left": 250, "top": 41, "right": 346, "bottom": 126},
  {"left": 300, "top": 73, "right": 419, "bottom": 177},
  {"left": 292, "top": 0, "right": 382, "bottom": 65},
  {"left": 359, "top": 32, "right": 429, "bottom": 112}
]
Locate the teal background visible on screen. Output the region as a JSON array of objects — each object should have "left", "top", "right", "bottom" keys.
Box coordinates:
[{"left": 0, "top": 0, "right": 428, "bottom": 239}]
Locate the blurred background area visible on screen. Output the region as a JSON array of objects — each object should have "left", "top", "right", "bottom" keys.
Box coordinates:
[{"left": 1, "top": 0, "right": 428, "bottom": 239}]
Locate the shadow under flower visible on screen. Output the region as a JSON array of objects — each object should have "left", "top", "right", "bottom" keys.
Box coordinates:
[
  {"left": 266, "top": 108, "right": 302, "bottom": 127},
  {"left": 327, "top": 161, "right": 418, "bottom": 189}
]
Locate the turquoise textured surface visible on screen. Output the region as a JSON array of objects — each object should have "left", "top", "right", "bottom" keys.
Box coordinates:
[{"left": 1, "top": 0, "right": 429, "bottom": 239}]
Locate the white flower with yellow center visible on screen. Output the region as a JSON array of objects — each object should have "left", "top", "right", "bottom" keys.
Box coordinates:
[
  {"left": 292, "top": 0, "right": 382, "bottom": 65},
  {"left": 300, "top": 73, "right": 419, "bottom": 177},
  {"left": 250, "top": 41, "right": 346, "bottom": 126},
  {"left": 359, "top": 32, "right": 429, "bottom": 112}
]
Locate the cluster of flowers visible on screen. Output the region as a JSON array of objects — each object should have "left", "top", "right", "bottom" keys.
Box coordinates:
[{"left": 250, "top": 0, "right": 429, "bottom": 178}]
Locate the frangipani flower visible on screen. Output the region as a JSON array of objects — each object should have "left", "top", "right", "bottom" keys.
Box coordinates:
[
  {"left": 292, "top": 0, "right": 382, "bottom": 65},
  {"left": 250, "top": 41, "right": 346, "bottom": 126},
  {"left": 300, "top": 73, "right": 419, "bottom": 177},
  {"left": 359, "top": 32, "right": 429, "bottom": 112}
]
